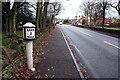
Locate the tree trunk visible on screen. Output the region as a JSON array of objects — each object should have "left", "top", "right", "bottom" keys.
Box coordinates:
[
  {"left": 39, "top": 2, "right": 43, "bottom": 33},
  {"left": 36, "top": 1, "right": 40, "bottom": 30},
  {"left": 43, "top": 2, "right": 49, "bottom": 33},
  {"left": 118, "top": 9, "right": 120, "bottom": 15},
  {"left": 51, "top": 15, "right": 54, "bottom": 24},
  {"left": 90, "top": 7, "right": 92, "bottom": 26},
  {"left": 13, "top": 4, "right": 17, "bottom": 34},
  {"left": 5, "top": 17, "right": 9, "bottom": 33},
  {"left": 90, "top": 14, "right": 92, "bottom": 26},
  {"left": 102, "top": 7, "right": 106, "bottom": 29},
  {"left": 9, "top": 15, "right": 13, "bottom": 35},
  {"left": 9, "top": 3, "right": 18, "bottom": 36}
]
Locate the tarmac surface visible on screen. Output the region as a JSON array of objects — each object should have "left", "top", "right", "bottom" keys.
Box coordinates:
[{"left": 31, "top": 26, "right": 81, "bottom": 79}]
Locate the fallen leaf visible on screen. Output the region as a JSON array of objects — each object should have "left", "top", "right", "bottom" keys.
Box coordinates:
[
  {"left": 51, "top": 66, "right": 53, "bottom": 69},
  {"left": 48, "top": 69, "right": 50, "bottom": 71},
  {"left": 44, "top": 74, "right": 48, "bottom": 78},
  {"left": 51, "top": 75, "right": 55, "bottom": 78}
]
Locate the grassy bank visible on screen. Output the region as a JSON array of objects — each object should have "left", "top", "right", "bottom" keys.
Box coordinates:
[
  {"left": 1, "top": 31, "right": 23, "bottom": 48},
  {"left": 1, "top": 26, "right": 55, "bottom": 78},
  {"left": 73, "top": 24, "right": 120, "bottom": 38},
  {"left": 95, "top": 26, "right": 120, "bottom": 31}
]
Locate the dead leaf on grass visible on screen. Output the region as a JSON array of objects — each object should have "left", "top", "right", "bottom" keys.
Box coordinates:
[{"left": 47, "top": 69, "right": 50, "bottom": 71}]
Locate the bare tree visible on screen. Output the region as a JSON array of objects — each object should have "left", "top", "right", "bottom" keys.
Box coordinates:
[
  {"left": 2, "top": 1, "right": 25, "bottom": 36},
  {"left": 2, "top": 2, "right": 10, "bottom": 33},
  {"left": 81, "top": 0, "right": 112, "bottom": 28},
  {"left": 92, "top": 2, "right": 103, "bottom": 25},
  {"left": 33, "top": 0, "right": 62, "bottom": 35},
  {"left": 89, "top": 2, "right": 94, "bottom": 25},
  {"left": 81, "top": 0, "right": 95, "bottom": 26},
  {"left": 82, "top": 1, "right": 89, "bottom": 25},
  {"left": 53, "top": 2, "right": 62, "bottom": 16},
  {"left": 99, "top": 0, "right": 111, "bottom": 28},
  {"left": 36, "top": 0, "right": 43, "bottom": 31},
  {"left": 49, "top": 2, "right": 62, "bottom": 24},
  {"left": 36, "top": 1, "right": 40, "bottom": 30},
  {"left": 43, "top": 0, "right": 49, "bottom": 33},
  {"left": 110, "top": 1, "right": 120, "bottom": 15}
]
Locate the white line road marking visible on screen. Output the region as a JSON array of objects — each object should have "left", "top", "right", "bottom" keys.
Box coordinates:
[
  {"left": 80, "top": 31, "right": 92, "bottom": 37},
  {"left": 61, "top": 30, "right": 84, "bottom": 79},
  {"left": 104, "top": 41, "right": 120, "bottom": 49}
]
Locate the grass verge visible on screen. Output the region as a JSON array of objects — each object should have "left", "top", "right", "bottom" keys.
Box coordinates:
[
  {"left": 96, "top": 26, "right": 120, "bottom": 31},
  {"left": 1, "top": 30, "right": 23, "bottom": 47}
]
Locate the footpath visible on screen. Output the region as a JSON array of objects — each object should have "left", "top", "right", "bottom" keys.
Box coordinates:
[{"left": 31, "top": 26, "right": 81, "bottom": 79}]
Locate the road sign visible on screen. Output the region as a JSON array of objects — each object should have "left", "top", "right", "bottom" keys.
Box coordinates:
[
  {"left": 25, "top": 28, "right": 35, "bottom": 39},
  {"left": 47, "top": 3, "right": 55, "bottom": 16},
  {"left": 23, "top": 22, "right": 36, "bottom": 40},
  {"left": 47, "top": 3, "right": 54, "bottom": 12}
]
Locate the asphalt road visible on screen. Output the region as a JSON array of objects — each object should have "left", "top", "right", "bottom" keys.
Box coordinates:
[{"left": 57, "top": 24, "right": 119, "bottom": 78}]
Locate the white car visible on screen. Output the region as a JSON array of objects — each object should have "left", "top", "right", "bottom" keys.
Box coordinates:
[{"left": 59, "top": 21, "right": 62, "bottom": 25}]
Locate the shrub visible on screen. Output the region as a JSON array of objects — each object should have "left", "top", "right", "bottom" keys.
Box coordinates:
[
  {"left": 63, "top": 19, "right": 69, "bottom": 24},
  {"left": 82, "top": 20, "right": 86, "bottom": 25}
]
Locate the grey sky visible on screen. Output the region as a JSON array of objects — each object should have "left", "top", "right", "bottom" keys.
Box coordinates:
[
  {"left": 9, "top": 0, "right": 120, "bottom": 19},
  {"left": 55, "top": 0, "right": 84, "bottom": 19},
  {"left": 55, "top": 0, "right": 119, "bottom": 19}
]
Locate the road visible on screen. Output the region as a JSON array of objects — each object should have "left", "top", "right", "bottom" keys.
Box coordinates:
[{"left": 57, "top": 24, "right": 119, "bottom": 78}]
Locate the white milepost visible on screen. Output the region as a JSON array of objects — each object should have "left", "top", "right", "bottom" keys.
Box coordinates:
[{"left": 23, "top": 22, "right": 36, "bottom": 71}]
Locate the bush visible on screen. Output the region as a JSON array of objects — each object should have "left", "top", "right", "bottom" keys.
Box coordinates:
[
  {"left": 82, "top": 20, "right": 86, "bottom": 25},
  {"left": 63, "top": 19, "right": 69, "bottom": 24}
]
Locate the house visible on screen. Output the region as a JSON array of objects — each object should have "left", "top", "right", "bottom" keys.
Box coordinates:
[
  {"left": 96, "top": 17, "right": 112, "bottom": 25},
  {"left": 78, "top": 15, "right": 85, "bottom": 25},
  {"left": 74, "top": 15, "right": 114, "bottom": 26}
]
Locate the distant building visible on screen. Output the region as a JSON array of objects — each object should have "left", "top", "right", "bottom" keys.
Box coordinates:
[
  {"left": 71, "top": 15, "right": 119, "bottom": 27},
  {"left": 78, "top": 15, "right": 85, "bottom": 25},
  {"left": 96, "top": 17, "right": 112, "bottom": 25}
]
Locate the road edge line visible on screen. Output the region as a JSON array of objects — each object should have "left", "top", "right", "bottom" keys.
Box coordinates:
[{"left": 60, "top": 30, "right": 84, "bottom": 79}]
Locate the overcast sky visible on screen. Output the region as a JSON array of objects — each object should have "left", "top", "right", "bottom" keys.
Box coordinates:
[
  {"left": 54, "top": 0, "right": 84, "bottom": 19},
  {"left": 54, "top": 0, "right": 119, "bottom": 19},
  {"left": 10, "top": 0, "right": 119, "bottom": 19}
]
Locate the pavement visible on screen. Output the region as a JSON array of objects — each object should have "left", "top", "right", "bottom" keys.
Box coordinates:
[{"left": 31, "top": 26, "right": 81, "bottom": 79}]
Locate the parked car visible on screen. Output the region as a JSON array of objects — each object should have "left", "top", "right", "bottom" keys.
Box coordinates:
[{"left": 59, "top": 21, "right": 63, "bottom": 25}]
